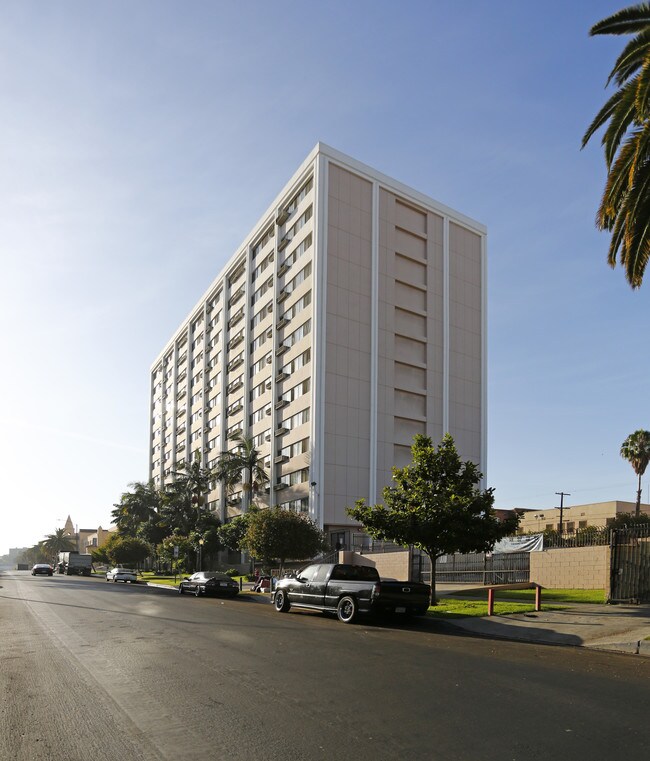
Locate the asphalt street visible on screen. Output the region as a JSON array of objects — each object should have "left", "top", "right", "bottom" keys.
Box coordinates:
[{"left": 1, "top": 570, "right": 649, "bottom": 761}]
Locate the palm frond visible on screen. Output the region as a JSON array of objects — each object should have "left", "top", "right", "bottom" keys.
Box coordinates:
[
  {"left": 609, "top": 26, "right": 650, "bottom": 85},
  {"left": 590, "top": 4, "right": 650, "bottom": 37}
]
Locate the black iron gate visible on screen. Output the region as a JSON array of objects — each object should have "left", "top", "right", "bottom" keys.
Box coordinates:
[{"left": 609, "top": 525, "right": 650, "bottom": 602}]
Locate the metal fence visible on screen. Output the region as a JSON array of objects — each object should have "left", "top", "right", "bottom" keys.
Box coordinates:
[
  {"left": 610, "top": 525, "right": 650, "bottom": 603},
  {"left": 411, "top": 550, "right": 530, "bottom": 586}
]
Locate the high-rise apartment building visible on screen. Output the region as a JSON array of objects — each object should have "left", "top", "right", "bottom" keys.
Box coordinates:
[{"left": 149, "top": 143, "right": 486, "bottom": 550}]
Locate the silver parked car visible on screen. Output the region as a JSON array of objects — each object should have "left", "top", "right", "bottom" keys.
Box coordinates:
[{"left": 106, "top": 567, "right": 138, "bottom": 583}]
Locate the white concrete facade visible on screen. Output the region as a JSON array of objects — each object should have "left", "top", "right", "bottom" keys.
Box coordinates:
[{"left": 148, "top": 143, "right": 487, "bottom": 548}]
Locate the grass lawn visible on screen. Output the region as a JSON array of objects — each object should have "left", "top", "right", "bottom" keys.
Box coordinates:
[
  {"left": 429, "top": 598, "right": 567, "bottom": 619},
  {"left": 456, "top": 588, "right": 605, "bottom": 604}
]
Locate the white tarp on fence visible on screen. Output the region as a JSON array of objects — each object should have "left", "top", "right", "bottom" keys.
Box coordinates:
[{"left": 492, "top": 533, "right": 544, "bottom": 554}]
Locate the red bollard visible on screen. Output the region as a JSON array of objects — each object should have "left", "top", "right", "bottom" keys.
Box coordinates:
[
  {"left": 535, "top": 586, "right": 541, "bottom": 612},
  {"left": 487, "top": 588, "right": 494, "bottom": 616}
]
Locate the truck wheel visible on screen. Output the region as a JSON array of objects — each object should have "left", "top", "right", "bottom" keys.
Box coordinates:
[
  {"left": 337, "top": 595, "right": 358, "bottom": 624},
  {"left": 274, "top": 590, "right": 291, "bottom": 613}
]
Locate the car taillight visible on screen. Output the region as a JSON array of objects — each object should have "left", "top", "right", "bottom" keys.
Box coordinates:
[{"left": 371, "top": 582, "right": 381, "bottom": 599}]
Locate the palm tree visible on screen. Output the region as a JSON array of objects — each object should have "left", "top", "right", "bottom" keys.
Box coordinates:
[
  {"left": 112, "top": 481, "right": 162, "bottom": 537},
  {"left": 620, "top": 429, "right": 650, "bottom": 515},
  {"left": 161, "top": 451, "right": 214, "bottom": 535},
  {"left": 41, "top": 528, "right": 76, "bottom": 564},
  {"left": 213, "top": 433, "right": 269, "bottom": 512},
  {"left": 582, "top": 4, "right": 650, "bottom": 288}
]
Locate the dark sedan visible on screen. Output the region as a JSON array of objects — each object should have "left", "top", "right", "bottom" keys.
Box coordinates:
[
  {"left": 31, "top": 564, "right": 53, "bottom": 576},
  {"left": 178, "top": 572, "right": 239, "bottom": 598}
]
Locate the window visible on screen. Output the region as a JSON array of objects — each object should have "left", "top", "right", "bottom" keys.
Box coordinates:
[
  {"left": 250, "top": 408, "right": 266, "bottom": 425},
  {"left": 207, "top": 414, "right": 220, "bottom": 429},
  {"left": 208, "top": 372, "right": 221, "bottom": 389},
  {"left": 282, "top": 232, "right": 312, "bottom": 270},
  {"left": 282, "top": 291, "right": 311, "bottom": 323},
  {"left": 250, "top": 351, "right": 272, "bottom": 376},
  {"left": 251, "top": 301, "right": 272, "bottom": 329},
  {"left": 253, "top": 226, "right": 275, "bottom": 258},
  {"left": 281, "top": 378, "right": 310, "bottom": 404},
  {"left": 250, "top": 379, "right": 268, "bottom": 401},
  {"left": 191, "top": 410, "right": 203, "bottom": 423},
  {"left": 252, "top": 429, "right": 270, "bottom": 447},
  {"left": 251, "top": 276, "right": 273, "bottom": 306},
  {"left": 280, "top": 437, "right": 309, "bottom": 459},
  {"left": 190, "top": 430, "right": 202, "bottom": 443},
  {"left": 285, "top": 261, "right": 312, "bottom": 293},
  {"left": 281, "top": 408, "right": 310, "bottom": 431},
  {"left": 286, "top": 178, "right": 313, "bottom": 216},
  {"left": 279, "top": 497, "right": 309, "bottom": 514},
  {"left": 281, "top": 348, "right": 311, "bottom": 376},
  {"left": 284, "top": 319, "right": 311, "bottom": 348},
  {"left": 278, "top": 467, "right": 309, "bottom": 487},
  {"left": 250, "top": 331, "right": 268, "bottom": 352}
]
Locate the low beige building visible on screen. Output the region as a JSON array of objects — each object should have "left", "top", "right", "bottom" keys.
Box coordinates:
[
  {"left": 515, "top": 500, "right": 650, "bottom": 534},
  {"left": 61, "top": 515, "right": 115, "bottom": 553}
]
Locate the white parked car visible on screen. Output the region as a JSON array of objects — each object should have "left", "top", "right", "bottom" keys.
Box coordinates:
[{"left": 106, "top": 567, "right": 138, "bottom": 583}]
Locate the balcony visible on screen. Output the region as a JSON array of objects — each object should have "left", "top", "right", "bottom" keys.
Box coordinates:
[
  {"left": 276, "top": 288, "right": 289, "bottom": 303},
  {"left": 275, "top": 371, "right": 289, "bottom": 383},
  {"left": 275, "top": 343, "right": 289, "bottom": 357},
  {"left": 274, "top": 399, "right": 288, "bottom": 410},
  {"left": 274, "top": 454, "right": 289, "bottom": 465},
  {"left": 277, "top": 236, "right": 290, "bottom": 252},
  {"left": 274, "top": 426, "right": 289, "bottom": 437}
]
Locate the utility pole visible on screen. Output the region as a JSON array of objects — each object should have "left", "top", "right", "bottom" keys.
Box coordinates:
[{"left": 555, "top": 491, "right": 571, "bottom": 534}]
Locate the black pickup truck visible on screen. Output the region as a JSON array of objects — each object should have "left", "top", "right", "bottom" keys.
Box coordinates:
[{"left": 272, "top": 563, "right": 431, "bottom": 624}]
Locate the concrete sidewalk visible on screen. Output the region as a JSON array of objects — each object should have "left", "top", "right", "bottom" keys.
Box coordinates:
[{"left": 435, "top": 583, "right": 650, "bottom": 655}]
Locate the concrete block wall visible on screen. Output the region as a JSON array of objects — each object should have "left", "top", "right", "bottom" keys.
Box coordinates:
[
  {"left": 361, "top": 550, "right": 411, "bottom": 580},
  {"left": 530, "top": 546, "right": 610, "bottom": 590}
]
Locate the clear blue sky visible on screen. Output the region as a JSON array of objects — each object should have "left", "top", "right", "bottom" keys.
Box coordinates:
[{"left": 1, "top": 0, "right": 646, "bottom": 554}]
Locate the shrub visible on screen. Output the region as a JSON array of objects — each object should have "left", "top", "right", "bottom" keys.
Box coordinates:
[{"left": 225, "top": 568, "right": 239, "bottom": 577}]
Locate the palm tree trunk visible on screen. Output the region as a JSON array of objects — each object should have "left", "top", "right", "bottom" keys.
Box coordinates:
[{"left": 636, "top": 472, "right": 642, "bottom": 517}]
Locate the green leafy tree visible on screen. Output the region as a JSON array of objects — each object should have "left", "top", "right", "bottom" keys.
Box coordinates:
[
  {"left": 347, "top": 434, "right": 519, "bottom": 603},
  {"left": 620, "top": 429, "right": 650, "bottom": 515},
  {"left": 582, "top": 4, "right": 650, "bottom": 288},
  {"left": 41, "top": 528, "right": 76, "bottom": 563},
  {"left": 609, "top": 510, "right": 650, "bottom": 528},
  {"left": 159, "top": 533, "right": 193, "bottom": 574},
  {"left": 242, "top": 508, "right": 326, "bottom": 574},
  {"left": 91, "top": 544, "right": 111, "bottom": 565},
  {"left": 213, "top": 434, "right": 269, "bottom": 510},
  {"left": 217, "top": 509, "right": 258, "bottom": 553},
  {"left": 106, "top": 536, "right": 151, "bottom": 568}
]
